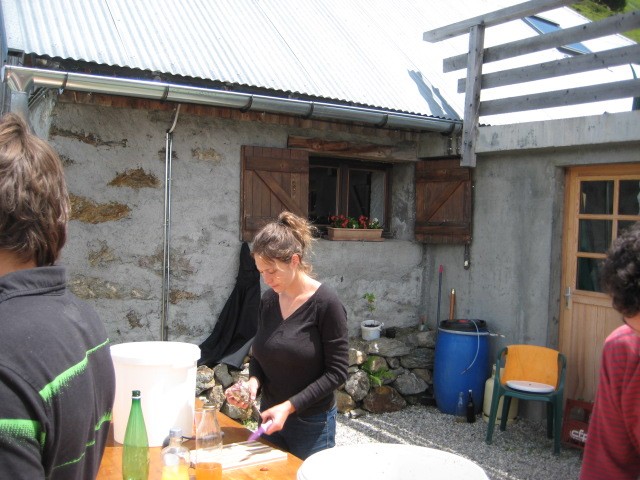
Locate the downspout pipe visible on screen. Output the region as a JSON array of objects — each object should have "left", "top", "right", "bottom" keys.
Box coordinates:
[
  {"left": 161, "top": 105, "right": 181, "bottom": 341},
  {"left": 2, "top": 65, "right": 462, "bottom": 134}
]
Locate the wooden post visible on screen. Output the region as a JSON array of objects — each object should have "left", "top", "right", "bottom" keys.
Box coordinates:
[{"left": 461, "top": 23, "right": 485, "bottom": 168}]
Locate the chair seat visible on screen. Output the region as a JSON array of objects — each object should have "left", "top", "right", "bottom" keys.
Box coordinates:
[{"left": 506, "top": 380, "right": 555, "bottom": 393}]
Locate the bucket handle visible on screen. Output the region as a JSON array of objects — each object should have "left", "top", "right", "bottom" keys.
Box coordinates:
[{"left": 377, "top": 322, "right": 384, "bottom": 331}]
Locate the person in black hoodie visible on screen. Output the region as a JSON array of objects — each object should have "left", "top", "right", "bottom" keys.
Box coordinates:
[
  {"left": 0, "top": 113, "right": 115, "bottom": 479},
  {"left": 226, "top": 211, "right": 348, "bottom": 459}
]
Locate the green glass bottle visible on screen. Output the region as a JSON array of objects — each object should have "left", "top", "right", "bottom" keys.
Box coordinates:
[{"left": 122, "top": 390, "right": 149, "bottom": 480}]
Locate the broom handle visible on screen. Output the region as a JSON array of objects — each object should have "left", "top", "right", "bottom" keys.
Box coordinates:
[
  {"left": 436, "top": 265, "right": 443, "bottom": 325},
  {"left": 449, "top": 288, "right": 456, "bottom": 320}
]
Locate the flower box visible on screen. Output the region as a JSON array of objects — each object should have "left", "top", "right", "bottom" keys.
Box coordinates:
[{"left": 327, "top": 227, "right": 383, "bottom": 241}]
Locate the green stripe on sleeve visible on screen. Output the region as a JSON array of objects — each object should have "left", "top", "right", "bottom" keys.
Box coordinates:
[
  {"left": 39, "top": 338, "right": 110, "bottom": 402},
  {"left": 0, "top": 418, "right": 44, "bottom": 448}
]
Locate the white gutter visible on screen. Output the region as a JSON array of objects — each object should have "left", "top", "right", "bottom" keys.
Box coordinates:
[{"left": 3, "top": 65, "right": 462, "bottom": 134}]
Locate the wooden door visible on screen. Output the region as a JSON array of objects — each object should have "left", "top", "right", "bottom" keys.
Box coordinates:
[
  {"left": 241, "top": 146, "right": 309, "bottom": 241},
  {"left": 559, "top": 163, "right": 640, "bottom": 402}
]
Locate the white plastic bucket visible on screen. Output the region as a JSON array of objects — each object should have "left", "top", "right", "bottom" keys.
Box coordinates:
[
  {"left": 361, "top": 320, "right": 384, "bottom": 341},
  {"left": 111, "top": 341, "right": 200, "bottom": 446}
]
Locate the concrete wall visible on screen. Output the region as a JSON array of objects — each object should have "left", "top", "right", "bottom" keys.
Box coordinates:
[
  {"left": 41, "top": 100, "right": 426, "bottom": 344},
  {"left": 31, "top": 98, "right": 640, "bottom": 363},
  {"left": 422, "top": 154, "right": 565, "bottom": 358},
  {"left": 422, "top": 112, "right": 640, "bottom": 364}
]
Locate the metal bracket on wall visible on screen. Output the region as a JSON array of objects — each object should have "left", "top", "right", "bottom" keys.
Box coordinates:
[{"left": 464, "top": 243, "right": 471, "bottom": 269}]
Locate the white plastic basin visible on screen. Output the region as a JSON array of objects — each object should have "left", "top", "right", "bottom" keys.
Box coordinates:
[{"left": 111, "top": 341, "right": 200, "bottom": 446}]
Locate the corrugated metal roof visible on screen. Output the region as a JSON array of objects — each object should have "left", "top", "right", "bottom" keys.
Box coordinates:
[{"left": 1, "top": 0, "right": 636, "bottom": 124}]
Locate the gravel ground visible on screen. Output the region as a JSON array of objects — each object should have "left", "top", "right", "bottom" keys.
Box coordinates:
[{"left": 335, "top": 405, "right": 583, "bottom": 480}]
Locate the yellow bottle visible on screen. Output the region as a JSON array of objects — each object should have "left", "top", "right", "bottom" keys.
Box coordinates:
[{"left": 482, "top": 365, "right": 518, "bottom": 424}]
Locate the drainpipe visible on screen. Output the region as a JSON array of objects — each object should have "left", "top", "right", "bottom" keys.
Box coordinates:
[
  {"left": 161, "top": 105, "right": 181, "bottom": 341},
  {"left": 9, "top": 89, "right": 28, "bottom": 118},
  {"left": 2, "top": 65, "right": 462, "bottom": 134}
]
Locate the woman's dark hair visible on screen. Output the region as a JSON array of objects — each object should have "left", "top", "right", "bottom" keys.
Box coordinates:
[
  {"left": 0, "top": 113, "right": 69, "bottom": 266},
  {"left": 251, "top": 211, "right": 316, "bottom": 274},
  {"left": 600, "top": 222, "right": 640, "bottom": 317}
]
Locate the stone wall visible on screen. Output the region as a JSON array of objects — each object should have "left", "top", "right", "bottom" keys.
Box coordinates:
[
  {"left": 339, "top": 327, "right": 436, "bottom": 416},
  {"left": 196, "top": 326, "right": 436, "bottom": 420}
]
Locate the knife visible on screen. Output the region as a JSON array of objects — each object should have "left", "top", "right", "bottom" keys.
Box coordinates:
[{"left": 248, "top": 419, "right": 273, "bottom": 442}]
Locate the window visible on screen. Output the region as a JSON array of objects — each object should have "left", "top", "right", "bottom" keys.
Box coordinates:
[
  {"left": 308, "top": 158, "right": 391, "bottom": 231},
  {"left": 523, "top": 16, "right": 591, "bottom": 56},
  {"left": 240, "top": 146, "right": 390, "bottom": 240},
  {"left": 575, "top": 177, "right": 640, "bottom": 292}
]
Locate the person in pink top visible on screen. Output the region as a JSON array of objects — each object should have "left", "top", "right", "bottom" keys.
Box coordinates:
[{"left": 580, "top": 223, "right": 640, "bottom": 479}]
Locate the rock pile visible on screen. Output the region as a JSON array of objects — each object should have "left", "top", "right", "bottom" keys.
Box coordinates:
[{"left": 340, "top": 328, "right": 436, "bottom": 417}]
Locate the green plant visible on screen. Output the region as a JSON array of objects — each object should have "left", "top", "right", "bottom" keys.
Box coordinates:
[
  {"left": 361, "top": 357, "right": 394, "bottom": 387},
  {"left": 363, "top": 292, "right": 376, "bottom": 314},
  {"left": 329, "top": 214, "right": 381, "bottom": 229}
]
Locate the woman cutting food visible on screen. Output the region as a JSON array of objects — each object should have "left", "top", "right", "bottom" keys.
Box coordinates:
[{"left": 226, "top": 211, "right": 348, "bottom": 460}]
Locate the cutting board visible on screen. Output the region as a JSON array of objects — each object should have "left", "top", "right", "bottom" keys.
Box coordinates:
[{"left": 192, "top": 441, "right": 288, "bottom": 470}]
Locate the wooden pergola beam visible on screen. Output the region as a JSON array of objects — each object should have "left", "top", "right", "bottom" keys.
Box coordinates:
[
  {"left": 460, "top": 25, "right": 485, "bottom": 168},
  {"left": 423, "top": 0, "right": 574, "bottom": 42},
  {"left": 458, "top": 44, "right": 640, "bottom": 92},
  {"left": 444, "top": 10, "right": 640, "bottom": 72}
]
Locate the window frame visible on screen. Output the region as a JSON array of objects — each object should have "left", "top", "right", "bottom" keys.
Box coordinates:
[{"left": 309, "top": 156, "right": 392, "bottom": 234}]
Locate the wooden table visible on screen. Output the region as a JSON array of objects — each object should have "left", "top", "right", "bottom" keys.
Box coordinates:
[{"left": 97, "top": 413, "right": 302, "bottom": 479}]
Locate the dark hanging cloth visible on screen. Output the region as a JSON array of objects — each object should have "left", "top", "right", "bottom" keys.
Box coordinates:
[{"left": 198, "top": 242, "right": 261, "bottom": 369}]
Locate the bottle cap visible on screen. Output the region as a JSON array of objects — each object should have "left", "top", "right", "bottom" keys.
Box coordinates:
[
  {"left": 169, "top": 427, "right": 183, "bottom": 438},
  {"left": 131, "top": 390, "right": 141, "bottom": 397}
]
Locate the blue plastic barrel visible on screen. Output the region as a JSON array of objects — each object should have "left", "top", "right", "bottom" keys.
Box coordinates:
[{"left": 433, "top": 319, "right": 489, "bottom": 415}]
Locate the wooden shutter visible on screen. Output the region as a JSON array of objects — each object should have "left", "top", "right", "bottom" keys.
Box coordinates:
[
  {"left": 241, "top": 146, "right": 309, "bottom": 241},
  {"left": 415, "top": 158, "right": 472, "bottom": 244}
]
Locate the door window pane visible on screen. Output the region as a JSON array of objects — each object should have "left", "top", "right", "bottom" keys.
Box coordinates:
[
  {"left": 618, "top": 180, "right": 640, "bottom": 215},
  {"left": 578, "top": 219, "right": 612, "bottom": 253},
  {"left": 579, "top": 181, "right": 613, "bottom": 214},
  {"left": 577, "top": 257, "right": 602, "bottom": 292}
]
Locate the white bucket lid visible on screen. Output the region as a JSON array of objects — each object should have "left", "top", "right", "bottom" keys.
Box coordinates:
[{"left": 110, "top": 341, "right": 200, "bottom": 368}]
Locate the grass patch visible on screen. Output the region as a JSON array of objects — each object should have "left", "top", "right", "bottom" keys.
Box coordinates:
[{"left": 572, "top": 1, "right": 640, "bottom": 43}]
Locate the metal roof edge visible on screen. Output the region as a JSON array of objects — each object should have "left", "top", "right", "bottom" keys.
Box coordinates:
[{"left": 2, "top": 65, "right": 462, "bottom": 134}]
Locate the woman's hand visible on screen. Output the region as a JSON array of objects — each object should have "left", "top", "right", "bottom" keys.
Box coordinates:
[
  {"left": 224, "top": 377, "right": 259, "bottom": 409},
  {"left": 260, "top": 400, "right": 295, "bottom": 434}
]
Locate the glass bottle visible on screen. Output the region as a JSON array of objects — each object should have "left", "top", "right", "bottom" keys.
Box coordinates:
[
  {"left": 466, "top": 389, "right": 476, "bottom": 423},
  {"left": 161, "top": 427, "right": 190, "bottom": 480},
  {"left": 455, "top": 391, "right": 466, "bottom": 422},
  {"left": 122, "top": 390, "right": 150, "bottom": 480},
  {"left": 194, "top": 404, "right": 223, "bottom": 480}
]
